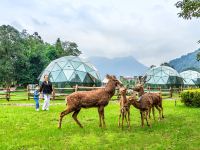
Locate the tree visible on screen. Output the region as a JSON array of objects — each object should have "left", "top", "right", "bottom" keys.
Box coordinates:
[
  {"left": 45, "top": 43, "right": 58, "bottom": 61},
  {"left": 0, "top": 25, "right": 24, "bottom": 86},
  {"left": 61, "top": 41, "right": 82, "bottom": 56},
  {"left": 55, "top": 38, "right": 64, "bottom": 56},
  {"left": 176, "top": 0, "right": 200, "bottom": 19},
  {"left": 55, "top": 39, "right": 81, "bottom": 57},
  {"left": 176, "top": 0, "right": 200, "bottom": 59},
  {"left": 20, "top": 32, "right": 48, "bottom": 84}
]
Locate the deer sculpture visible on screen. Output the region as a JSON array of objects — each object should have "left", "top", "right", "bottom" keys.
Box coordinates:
[
  {"left": 58, "top": 75, "right": 122, "bottom": 128},
  {"left": 133, "top": 83, "right": 164, "bottom": 121},
  {"left": 128, "top": 91, "right": 152, "bottom": 127},
  {"left": 118, "top": 87, "right": 131, "bottom": 129}
]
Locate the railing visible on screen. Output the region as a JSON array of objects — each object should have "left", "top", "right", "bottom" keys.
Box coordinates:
[
  {"left": 0, "top": 88, "right": 10, "bottom": 101},
  {"left": 144, "top": 86, "right": 184, "bottom": 98},
  {"left": 1, "top": 85, "right": 198, "bottom": 101},
  {"left": 27, "top": 85, "right": 117, "bottom": 100}
]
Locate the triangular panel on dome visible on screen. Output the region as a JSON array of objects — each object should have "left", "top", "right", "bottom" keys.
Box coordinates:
[
  {"left": 157, "top": 78, "right": 165, "bottom": 84},
  {"left": 147, "top": 78, "right": 156, "bottom": 84},
  {"left": 187, "top": 79, "right": 195, "bottom": 85},
  {"left": 69, "top": 73, "right": 81, "bottom": 83},
  {"left": 55, "top": 71, "right": 67, "bottom": 82},
  {"left": 70, "top": 61, "right": 82, "bottom": 69},
  {"left": 63, "top": 70, "right": 74, "bottom": 80},
  {"left": 76, "top": 71, "right": 86, "bottom": 82},
  {"left": 46, "top": 63, "right": 55, "bottom": 72},
  {"left": 48, "top": 74, "right": 54, "bottom": 82},
  {"left": 76, "top": 64, "right": 86, "bottom": 72},
  {"left": 152, "top": 69, "right": 160, "bottom": 76},
  {"left": 57, "top": 61, "right": 67, "bottom": 68},
  {"left": 161, "top": 76, "right": 169, "bottom": 83},
  {"left": 153, "top": 76, "right": 160, "bottom": 83},
  {"left": 51, "top": 63, "right": 61, "bottom": 71},
  {"left": 50, "top": 71, "right": 61, "bottom": 82},
  {"left": 89, "top": 71, "right": 99, "bottom": 79},
  {"left": 83, "top": 73, "right": 94, "bottom": 83},
  {"left": 63, "top": 62, "right": 74, "bottom": 70},
  {"left": 84, "top": 64, "right": 95, "bottom": 72},
  {"left": 85, "top": 62, "right": 95, "bottom": 70},
  {"left": 167, "top": 76, "right": 176, "bottom": 84},
  {"left": 71, "top": 57, "right": 81, "bottom": 62}
]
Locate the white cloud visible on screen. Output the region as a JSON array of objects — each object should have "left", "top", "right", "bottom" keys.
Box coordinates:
[{"left": 0, "top": 0, "right": 199, "bottom": 66}]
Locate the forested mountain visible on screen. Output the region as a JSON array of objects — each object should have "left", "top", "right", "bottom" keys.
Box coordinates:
[{"left": 169, "top": 48, "right": 200, "bottom": 72}]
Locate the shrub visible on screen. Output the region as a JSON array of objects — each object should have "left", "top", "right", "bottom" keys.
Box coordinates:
[{"left": 180, "top": 89, "right": 200, "bottom": 107}]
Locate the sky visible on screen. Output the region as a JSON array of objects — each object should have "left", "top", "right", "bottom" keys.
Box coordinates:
[{"left": 0, "top": 0, "right": 200, "bottom": 66}]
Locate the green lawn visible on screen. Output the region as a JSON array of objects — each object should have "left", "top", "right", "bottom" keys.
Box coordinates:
[{"left": 0, "top": 100, "right": 200, "bottom": 150}]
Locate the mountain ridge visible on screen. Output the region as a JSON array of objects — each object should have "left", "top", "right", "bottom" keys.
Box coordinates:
[
  {"left": 89, "top": 56, "right": 148, "bottom": 79},
  {"left": 169, "top": 48, "right": 200, "bottom": 72}
]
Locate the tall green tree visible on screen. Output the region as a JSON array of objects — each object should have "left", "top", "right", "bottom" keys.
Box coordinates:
[
  {"left": 176, "top": 0, "right": 200, "bottom": 19},
  {"left": 61, "top": 41, "right": 81, "bottom": 56},
  {"left": 55, "top": 38, "right": 64, "bottom": 56},
  {"left": 0, "top": 25, "right": 24, "bottom": 86},
  {"left": 176, "top": 0, "right": 200, "bottom": 59},
  {"left": 21, "top": 32, "right": 48, "bottom": 84}
]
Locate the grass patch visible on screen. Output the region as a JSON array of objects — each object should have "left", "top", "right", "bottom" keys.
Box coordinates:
[{"left": 0, "top": 100, "right": 200, "bottom": 149}]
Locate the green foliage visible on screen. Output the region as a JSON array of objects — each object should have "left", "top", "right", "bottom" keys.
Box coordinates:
[
  {"left": 176, "top": 0, "right": 200, "bottom": 59},
  {"left": 176, "top": 0, "right": 200, "bottom": 19},
  {"left": 180, "top": 89, "right": 200, "bottom": 107},
  {"left": 0, "top": 25, "right": 23, "bottom": 86},
  {"left": 62, "top": 41, "right": 81, "bottom": 56},
  {"left": 0, "top": 25, "right": 82, "bottom": 86}
]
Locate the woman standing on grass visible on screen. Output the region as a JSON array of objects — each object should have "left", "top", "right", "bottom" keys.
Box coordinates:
[{"left": 39, "top": 75, "right": 53, "bottom": 111}]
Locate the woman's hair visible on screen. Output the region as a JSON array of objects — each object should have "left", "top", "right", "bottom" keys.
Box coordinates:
[{"left": 44, "top": 75, "right": 48, "bottom": 78}]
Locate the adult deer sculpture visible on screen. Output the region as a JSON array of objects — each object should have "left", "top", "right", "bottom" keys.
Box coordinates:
[
  {"left": 58, "top": 75, "right": 122, "bottom": 128},
  {"left": 133, "top": 77, "right": 164, "bottom": 121}
]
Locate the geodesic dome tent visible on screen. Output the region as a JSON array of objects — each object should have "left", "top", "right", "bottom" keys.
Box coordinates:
[
  {"left": 144, "top": 66, "right": 184, "bottom": 88},
  {"left": 38, "top": 56, "right": 101, "bottom": 87},
  {"left": 180, "top": 70, "right": 200, "bottom": 87}
]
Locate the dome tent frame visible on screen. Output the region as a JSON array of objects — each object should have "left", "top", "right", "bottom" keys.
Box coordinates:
[
  {"left": 144, "top": 66, "right": 184, "bottom": 88},
  {"left": 180, "top": 70, "right": 200, "bottom": 87},
  {"left": 38, "top": 56, "right": 101, "bottom": 87}
]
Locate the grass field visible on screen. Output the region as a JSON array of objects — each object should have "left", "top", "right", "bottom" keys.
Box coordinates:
[{"left": 0, "top": 98, "right": 200, "bottom": 150}]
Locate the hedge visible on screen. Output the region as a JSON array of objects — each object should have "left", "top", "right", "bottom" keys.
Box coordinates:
[{"left": 180, "top": 89, "right": 200, "bottom": 107}]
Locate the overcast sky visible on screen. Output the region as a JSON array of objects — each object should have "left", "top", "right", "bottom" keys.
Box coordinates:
[{"left": 0, "top": 0, "right": 199, "bottom": 66}]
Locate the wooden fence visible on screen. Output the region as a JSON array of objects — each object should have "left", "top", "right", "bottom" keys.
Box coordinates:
[
  {"left": 0, "top": 88, "right": 11, "bottom": 101},
  {"left": 0, "top": 85, "right": 197, "bottom": 101},
  {"left": 27, "top": 85, "right": 117, "bottom": 100}
]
